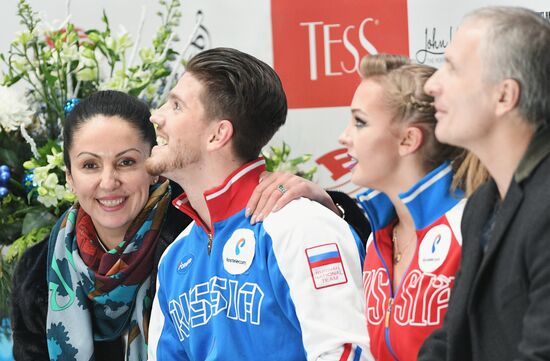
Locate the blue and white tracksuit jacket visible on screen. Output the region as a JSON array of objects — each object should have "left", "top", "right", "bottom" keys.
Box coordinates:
[{"left": 148, "top": 158, "right": 373, "bottom": 361}]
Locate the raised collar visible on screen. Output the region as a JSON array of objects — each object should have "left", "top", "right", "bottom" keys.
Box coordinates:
[
  {"left": 357, "top": 162, "right": 464, "bottom": 232},
  {"left": 172, "top": 158, "right": 265, "bottom": 233},
  {"left": 514, "top": 126, "right": 550, "bottom": 183}
]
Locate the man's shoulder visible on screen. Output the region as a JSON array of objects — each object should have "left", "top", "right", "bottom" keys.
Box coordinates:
[
  {"left": 522, "top": 150, "right": 550, "bottom": 188},
  {"left": 263, "top": 197, "right": 345, "bottom": 228},
  {"left": 157, "top": 221, "right": 196, "bottom": 269},
  {"left": 261, "top": 198, "right": 360, "bottom": 255}
]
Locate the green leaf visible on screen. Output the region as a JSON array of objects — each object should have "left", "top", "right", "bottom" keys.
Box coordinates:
[
  {"left": 290, "top": 154, "right": 312, "bottom": 166},
  {"left": 26, "top": 189, "right": 37, "bottom": 203},
  {"left": 282, "top": 143, "right": 290, "bottom": 158},
  {"left": 5, "top": 226, "right": 50, "bottom": 262},
  {"left": 44, "top": 72, "right": 57, "bottom": 87},
  {"left": 85, "top": 30, "right": 101, "bottom": 44},
  {"left": 0, "top": 222, "right": 22, "bottom": 245},
  {"left": 3, "top": 72, "right": 24, "bottom": 86},
  {"left": 0, "top": 148, "right": 20, "bottom": 169},
  {"left": 152, "top": 68, "right": 170, "bottom": 79},
  {"left": 101, "top": 10, "right": 110, "bottom": 30},
  {"left": 0, "top": 256, "right": 14, "bottom": 318},
  {"left": 21, "top": 209, "right": 56, "bottom": 234},
  {"left": 262, "top": 142, "right": 318, "bottom": 180},
  {"left": 97, "top": 43, "right": 111, "bottom": 57}
]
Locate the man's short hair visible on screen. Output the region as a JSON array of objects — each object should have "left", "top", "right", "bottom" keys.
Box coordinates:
[
  {"left": 185, "top": 47, "right": 288, "bottom": 162},
  {"left": 464, "top": 7, "right": 550, "bottom": 128}
]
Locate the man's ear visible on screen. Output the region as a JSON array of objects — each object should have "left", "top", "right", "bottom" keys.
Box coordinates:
[
  {"left": 495, "top": 78, "right": 521, "bottom": 117},
  {"left": 398, "top": 126, "right": 424, "bottom": 156},
  {"left": 206, "top": 119, "right": 234, "bottom": 151}
]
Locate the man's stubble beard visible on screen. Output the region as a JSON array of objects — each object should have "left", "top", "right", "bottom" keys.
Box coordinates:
[{"left": 145, "top": 143, "right": 200, "bottom": 177}]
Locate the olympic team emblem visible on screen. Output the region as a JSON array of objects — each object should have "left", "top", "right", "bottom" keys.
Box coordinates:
[
  {"left": 418, "top": 224, "right": 452, "bottom": 272},
  {"left": 222, "top": 228, "right": 256, "bottom": 274}
]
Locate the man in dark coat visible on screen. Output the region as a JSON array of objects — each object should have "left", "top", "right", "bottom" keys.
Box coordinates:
[{"left": 418, "top": 6, "right": 550, "bottom": 361}]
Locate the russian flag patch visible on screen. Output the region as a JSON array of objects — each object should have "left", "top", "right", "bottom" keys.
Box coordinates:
[{"left": 305, "top": 243, "right": 348, "bottom": 289}]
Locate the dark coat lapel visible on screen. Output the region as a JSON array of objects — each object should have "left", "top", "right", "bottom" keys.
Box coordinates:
[
  {"left": 475, "top": 182, "right": 523, "bottom": 282},
  {"left": 469, "top": 127, "right": 550, "bottom": 291},
  {"left": 463, "top": 181, "right": 498, "bottom": 311}
]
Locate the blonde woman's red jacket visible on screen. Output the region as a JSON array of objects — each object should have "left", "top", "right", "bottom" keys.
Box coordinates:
[{"left": 357, "top": 162, "right": 466, "bottom": 361}]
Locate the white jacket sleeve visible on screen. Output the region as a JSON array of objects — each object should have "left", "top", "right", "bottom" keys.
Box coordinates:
[{"left": 263, "top": 198, "right": 374, "bottom": 361}]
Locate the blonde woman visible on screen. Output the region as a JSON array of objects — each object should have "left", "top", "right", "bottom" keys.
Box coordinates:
[{"left": 248, "top": 54, "right": 488, "bottom": 361}]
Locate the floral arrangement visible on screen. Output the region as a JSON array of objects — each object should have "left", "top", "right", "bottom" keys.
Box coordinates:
[
  {"left": 263, "top": 142, "right": 317, "bottom": 181},
  {"left": 0, "top": 0, "right": 191, "bottom": 317},
  {"left": 0, "top": 0, "right": 316, "bottom": 319}
]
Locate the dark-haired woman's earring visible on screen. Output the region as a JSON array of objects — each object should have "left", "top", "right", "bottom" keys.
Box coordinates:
[{"left": 151, "top": 177, "right": 159, "bottom": 185}]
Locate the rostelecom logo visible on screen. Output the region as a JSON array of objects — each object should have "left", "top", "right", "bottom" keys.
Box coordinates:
[
  {"left": 235, "top": 238, "right": 246, "bottom": 255},
  {"left": 271, "top": 0, "right": 409, "bottom": 109}
]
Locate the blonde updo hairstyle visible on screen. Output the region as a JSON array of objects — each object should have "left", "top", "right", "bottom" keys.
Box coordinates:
[{"left": 358, "top": 54, "right": 488, "bottom": 195}]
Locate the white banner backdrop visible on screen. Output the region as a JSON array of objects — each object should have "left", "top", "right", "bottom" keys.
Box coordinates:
[
  {"left": 2, "top": 0, "right": 549, "bottom": 195},
  {"left": 407, "top": 0, "right": 550, "bottom": 68},
  {"left": 179, "top": 0, "right": 550, "bottom": 195}
]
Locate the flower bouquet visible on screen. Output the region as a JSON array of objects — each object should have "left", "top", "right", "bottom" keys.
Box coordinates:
[
  {"left": 263, "top": 142, "right": 317, "bottom": 181},
  {"left": 0, "top": 0, "right": 195, "bottom": 317}
]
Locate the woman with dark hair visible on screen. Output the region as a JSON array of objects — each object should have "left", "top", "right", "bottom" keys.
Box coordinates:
[
  {"left": 11, "top": 90, "right": 192, "bottom": 361},
  {"left": 11, "top": 89, "right": 368, "bottom": 361},
  {"left": 247, "top": 54, "right": 488, "bottom": 361}
]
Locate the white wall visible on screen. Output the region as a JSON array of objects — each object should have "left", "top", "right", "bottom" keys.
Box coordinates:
[{"left": 2, "top": 0, "right": 549, "bottom": 194}]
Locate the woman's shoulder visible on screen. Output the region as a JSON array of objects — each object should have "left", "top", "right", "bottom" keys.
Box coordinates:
[
  {"left": 23, "top": 237, "right": 49, "bottom": 256},
  {"left": 14, "top": 240, "right": 48, "bottom": 282},
  {"left": 153, "top": 188, "right": 194, "bottom": 266},
  {"left": 12, "top": 239, "right": 49, "bottom": 302},
  {"left": 11, "top": 239, "right": 49, "bottom": 359},
  {"left": 163, "top": 182, "right": 194, "bottom": 244}
]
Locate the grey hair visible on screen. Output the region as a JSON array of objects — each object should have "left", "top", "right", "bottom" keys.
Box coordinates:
[{"left": 463, "top": 6, "right": 550, "bottom": 128}]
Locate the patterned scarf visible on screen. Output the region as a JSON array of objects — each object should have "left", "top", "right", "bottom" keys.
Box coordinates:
[{"left": 46, "top": 181, "right": 170, "bottom": 361}]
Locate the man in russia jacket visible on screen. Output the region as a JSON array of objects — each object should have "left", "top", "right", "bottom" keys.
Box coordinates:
[{"left": 145, "top": 47, "right": 373, "bottom": 361}]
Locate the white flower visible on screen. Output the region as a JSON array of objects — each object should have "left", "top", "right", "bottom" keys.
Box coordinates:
[
  {"left": 27, "top": 144, "right": 72, "bottom": 208},
  {"left": 35, "top": 171, "right": 68, "bottom": 208},
  {"left": 76, "top": 67, "right": 97, "bottom": 82},
  {"left": 79, "top": 47, "right": 96, "bottom": 60},
  {"left": 0, "top": 86, "right": 33, "bottom": 132},
  {"left": 117, "top": 32, "right": 133, "bottom": 51},
  {"left": 61, "top": 43, "right": 79, "bottom": 61},
  {"left": 139, "top": 48, "right": 155, "bottom": 64},
  {"left": 32, "top": 165, "right": 53, "bottom": 186},
  {"left": 37, "top": 191, "right": 59, "bottom": 208},
  {"left": 99, "top": 72, "right": 126, "bottom": 91},
  {"left": 143, "top": 83, "right": 160, "bottom": 98},
  {"left": 63, "top": 189, "right": 76, "bottom": 203},
  {"left": 43, "top": 173, "right": 59, "bottom": 189},
  {"left": 14, "top": 31, "right": 33, "bottom": 46},
  {"left": 46, "top": 148, "right": 65, "bottom": 169}
]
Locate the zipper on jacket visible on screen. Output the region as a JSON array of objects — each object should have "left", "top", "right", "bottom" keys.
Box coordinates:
[
  {"left": 207, "top": 232, "right": 213, "bottom": 255},
  {"left": 385, "top": 297, "right": 393, "bottom": 328},
  {"left": 372, "top": 233, "right": 402, "bottom": 361},
  {"left": 384, "top": 296, "right": 400, "bottom": 360}
]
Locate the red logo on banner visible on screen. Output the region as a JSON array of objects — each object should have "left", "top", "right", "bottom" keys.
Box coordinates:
[
  {"left": 315, "top": 148, "right": 363, "bottom": 195},
  {"left": 271, "top": 0, "right": 409, "bottom": 109},
  {"left": 316, "top": 148, "right": 351, "bottom": 181}
]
